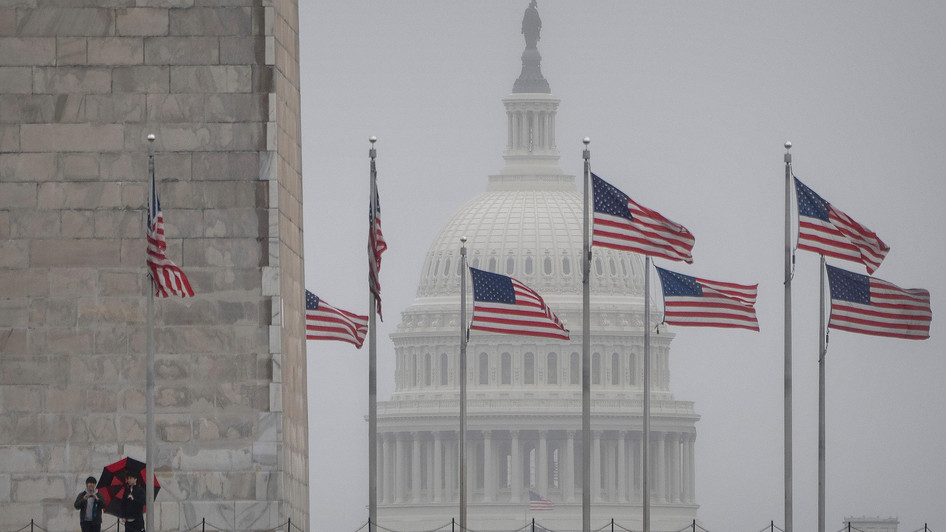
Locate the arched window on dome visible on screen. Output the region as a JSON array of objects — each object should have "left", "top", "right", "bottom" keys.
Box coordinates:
[
  {"left": 547, "top": 353, "right": 558, "bottom": 384},
  {"left": 611, "top": 353, "right": 620, "bottom": 385},
  {"left": 594, "top": 258, "right": 603, "bottom": 276},
  {"left": 411, "top": 354, "right": 417, "bottom": 388},
  {"left": 440, "top": 353, "right": 448, "bottom": 386},
  {"left": 525, "top": 257, "right": 533, "bottom": 275},
  {"left": 524, "top": 352, "right": 535, "bottom": 384},
  {"left": 471, "top": 257, "right": 480, "bottom": 269},
  {"left": 434, "top": 259, "right": 441, "bottom": 278},
  {"left": 457, "top": 259, "right": 463, "bottom": 276},
  {"left": 488, "top": 257, "right": 497, "bottom": 272},
  {"left": 506, "top": 257, "right": 515, "bottom": 275},
  {"left": 425, "top": 354, "right": 431, "bottom": 386},
  {"left": 544, "top": 257, "right": 552, "bottom": 275},
  {"left": 592, "top": 353, "right": 601, "bottom": 385},
  {"left": 570, "top": 352, "right": 579, "bottom": 385},
  {"left": 609, "top": 257, "right": 617, "bottom": 276},
  {"left": 621, "top": 258, "right": 628, "bottom": 276},
  {"left": 628, "top": 352, "right": 637, "bottom": 386},
  {"left": 562, "top": 257, "right": 571, "bottom": 275},
  {"left": 501, "top": 353, "right": 511, "bottom": 385},
  {"left": 479, "top": 353, "right": 489, "bottom": 385},
  {"left": 443, "top": 258, "right": 451, "bottom": 277}
]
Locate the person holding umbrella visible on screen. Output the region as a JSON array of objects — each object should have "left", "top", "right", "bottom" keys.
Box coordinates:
[
  {"left": 121, "top": 471, "right": 146, "bottom": 532},
  {"left": 74, "top": 476, "right": 105, "bottom": 532}
]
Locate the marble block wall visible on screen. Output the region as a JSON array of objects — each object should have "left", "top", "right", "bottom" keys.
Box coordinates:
[{"left": 0, "top": 1, "right": 309, "bottom": 530}]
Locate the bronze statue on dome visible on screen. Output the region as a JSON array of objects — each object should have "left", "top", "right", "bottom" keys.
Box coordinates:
[{"left": 522, "top": 0, "right": 541, "bottom": 49}]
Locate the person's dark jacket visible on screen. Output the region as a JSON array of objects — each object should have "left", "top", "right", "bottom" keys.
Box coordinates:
[
  {"left": 73, "top": 490, "right": 104, "bottom": 524},
  {"left": 121, "top": 484, "right": 146, "bottom": 522}
]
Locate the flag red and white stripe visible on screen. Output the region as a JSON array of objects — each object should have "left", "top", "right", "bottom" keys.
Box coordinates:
[
  {"left": 369, "top": 186, "right": 387, "bottom": 319},
  {"left": 795, "top": 177, "right": 889, "bottom": 274},
  {"left": 656, "top": 267, "right": 759, "bottom": 331},
  {"left": 592, "top": 173, "right": 695, "bottom": 263},
  {"left": 147, "top": 160, "right": 194, "bottom": 298},
  {"left": 529, "top": 490, "right": 554, "bottom": 511},
  {"left": 826, "top": 265, "right": 931, "bottom": 340},
  {"left": 469, "top": 268, "right": 569, "bottom": 340},
  {"left": 306, "top": 290, "right": 368, "bottom": 348}
]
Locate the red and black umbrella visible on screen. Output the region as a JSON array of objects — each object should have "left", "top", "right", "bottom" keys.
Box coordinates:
[{"left": 96, "top": 456, "right": 160, "bottom": 517}]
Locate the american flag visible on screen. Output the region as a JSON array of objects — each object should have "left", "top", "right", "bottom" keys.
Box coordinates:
[
  {"left": 368, "top": 186, "right": 387, "bottom": 320},
  {"left": 795, "top": 177, "right": 889, "bottom": 274},
  {"left": 655, "top": 267, "right": 759, "bottom": 331},
  {"left": 146, "top": 159, "right": 194, "bottom": 298},
  {"left": 529, "top": 490, "right": 554, "bottom": 511},
  {"left": 469, "top": 268, "right": 569, "bottom": 340},
  {"left": 305, "top": 290, "right": 369, "bottom": 348},
  {"left": 591, "top": 173, "right": 695, "bottom": 263},
  {"left": 826, "top": 265, "right": 931, "bottom": 340}
]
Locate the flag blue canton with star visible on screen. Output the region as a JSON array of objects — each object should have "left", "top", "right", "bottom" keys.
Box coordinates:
[
  {"left": 471, "top": 269, "right": 517, "bottom": 304},
  {"left": 656, "top": 268, "right": 703, "bottom": 297},
  {"left": 826, "top": 265, "right": 871, "bottom": 304},
  {"left": 592, "top": 173, "right": 633, "bottom": 220},
  {"left": 305, "top": 290, "right": 321, "bottom": 311},
  {"left": 794, "top": 178, "right": 831, "bottom": 222}
]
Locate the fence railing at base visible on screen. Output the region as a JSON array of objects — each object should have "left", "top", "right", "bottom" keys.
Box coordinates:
[{"left": 2, "top": 518, "right": 936, "bottom": 532}]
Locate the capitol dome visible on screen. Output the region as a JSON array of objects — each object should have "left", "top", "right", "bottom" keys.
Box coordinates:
[{"left": 376, "top": 4, "right": 698, "bottom": 530}]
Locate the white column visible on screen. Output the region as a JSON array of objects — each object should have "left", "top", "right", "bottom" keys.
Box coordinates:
[
  {"left": 395, "top": 434, "right": 406, "bottom": 502},
  {"left": 537, "top": 430, "right": 548, "bottom": 495},
  {"left": 426, "top": 436, "right": 434, "bottom": 502},
  {"left": 669, "top": 432, "right": 681, "bottom": 503},
  {"left": 632, "top": 432, "right": 641, "bottom": 498},
  {"left": 604, "top": 438, "right": 614, "bottom": 502},
  {"left": 411, "top": 432, "right": 421, "bottom": 502},
  {"left": 381, "top": 434, "right": 390, "bottom": 504},
  {"left": 617, "top": 431, "right": 627, "bottom": 502},
  {"left": 433, "top": 432, "right": 443, "bottom": 502},
  {"left": 565, "top": 430, "right": 575, "bottom": 502},
  {"left": 654, "top": 432, "right": 665, "bottom": 503},
  {"left": 511, "top": 430, "right": 522, "bottom": 502},
  {"left": 483, "top": 430, "right": 494, "bottom": 502},
  {"left": 592, "top": 430, "right": 601, "bottom": 502},
  {"left": 445, "top": 436, "right": 455, "bottom": 502},
  {"left": 687, "top": 434, "right": 696, "bottom": 504}
]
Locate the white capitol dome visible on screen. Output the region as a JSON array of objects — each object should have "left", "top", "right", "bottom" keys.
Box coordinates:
[{"left": 377, "top": 4, "right": 699, "bottom": 530}]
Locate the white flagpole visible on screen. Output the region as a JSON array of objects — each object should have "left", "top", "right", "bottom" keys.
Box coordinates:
[
  {"left": 459, "top": 237, "right": 469, "bottom": 531},
  {"left": 818, "top": 255, "right": 827, "bottom": 532},
  {"left": 368, "top": 136, "right": 379, "bottom": 529},
  {"left": 643, "top": 256, "right": 651, "bottom": 532},
  {"left": 581, "top": 138, "right": 592, "bottom": 532},
  {"left": 146, "top": 134, "right": 156, "bottom": 532},
  {"left": 783, "top": 141, "right": 794, "bottom": 532}
]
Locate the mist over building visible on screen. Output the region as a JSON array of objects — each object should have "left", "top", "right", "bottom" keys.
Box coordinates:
[{"left": 375, "top": 3, "right": 698, "bottom": 530}]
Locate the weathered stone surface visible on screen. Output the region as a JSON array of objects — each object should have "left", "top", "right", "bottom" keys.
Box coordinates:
[
  {"left": 0, "top": 239, "right": 28, "bottom": 268},
  {"left": 0, "top": 153, "right": 57, "bottom": 181},
  {"left": 88, "top": 37, "right": 143, "bottom": 65},
  {"left": 147, "top": 93, "right": 205, "bottom": 122},
  {"left": 93, "top": 209, "right": 142, "bottom": 238},
  {"left": 37, "top": 182, "right": 122, "bottom": 209},
  {"left": 83, "top": 93, "right": 147, "bottom": 123},
  {"left": 0, "top": 183, "right": 36, "bottom": 208},
  {"left": 32, "top": 66, "right": 111, "bottom": 94},
  {"left": 0, "top": 270, "right": 46, "bottom": 298},
  {"left": 0, "top": 38, "right": 56, "bottom": 65},
  {"left": 144, "top": 36, "right": 218, "bottom": 65},
  {"left": 31, "top": 239, "right": 122, "bottom": 267},
  {"left": 204, "top": 93, "right": 267, "bottom": 122},
  {"left": 21, "top": 124, "right": 124, "bottom": 152},
  {"left": 0, "top": 67, "right": 31, "bottom": 93},
  {"left": 16, "top": 8, "right": 113, "bottom": 36},
  {"left": 169, "top": 7, "right": 252, "bottom": 36},
  {"left": 117, "top": 8, "right": 169, "bottom": 37},
  {"left": 192, "top": 151, "right": 258, "bottom": 181},
  {"left": 219, "top": 36, "right": 259, "bottom": 65},
  {"left": 56, "top": 36, "right": 87, "bottom": 65},
  {"left": 170, "top": 65, "right": 252, "bottom": 93},
  {"left": 60, "top": 153, "right": 99, "bottom": 181},
  {"left": 113, "top": 65, "right": 168, "bottom": 93},
  {"left": 60, "top": 210, "right": 95, "bottom": 238},
  {"left": 11, "top": 475, "right": 67, "bottom": 502}
]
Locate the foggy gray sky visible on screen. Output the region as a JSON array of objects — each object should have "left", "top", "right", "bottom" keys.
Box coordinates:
[{"left": 299, "top": 2, "right": 946, "bottom": 531}]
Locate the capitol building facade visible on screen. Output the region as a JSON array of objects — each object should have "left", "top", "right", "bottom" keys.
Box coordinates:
[{"left": 376, "top": 5, "right": 699, "bottom": 530}]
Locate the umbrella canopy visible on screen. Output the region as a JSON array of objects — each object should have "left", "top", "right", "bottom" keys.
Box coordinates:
[{"left": 96, "top": 456, "right": 160, "bottom": 517}]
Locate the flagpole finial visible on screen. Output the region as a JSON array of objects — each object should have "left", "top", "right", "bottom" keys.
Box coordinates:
[
  {"left": 369, "top": 136, "right": 377, "bottom": 144},
  {"left": 583, "top": 137, "right": 590, "bottom": 146},
  {"left": 784, "top": 141, "right": 792, "bottom": 150},
  {"left": 147, "top": 134, "right": 155, "bottom": 142},
  {"left": 460, "top": 236, "right": 467, "bottom": 247}
]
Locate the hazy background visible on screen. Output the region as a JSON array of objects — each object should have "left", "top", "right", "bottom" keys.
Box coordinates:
[{"left": 299, "top": 2, "right": 946, "bottom": 531}]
